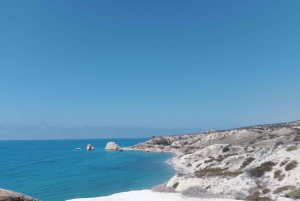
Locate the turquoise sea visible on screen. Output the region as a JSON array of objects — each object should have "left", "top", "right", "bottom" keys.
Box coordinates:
[{"left": 0, "top": 139, "right": 175, "bottom": 201}]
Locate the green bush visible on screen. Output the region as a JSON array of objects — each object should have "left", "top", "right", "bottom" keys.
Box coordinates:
[
  {"left": 172, "top": 182, "right": 179, "bottom": 189},
  {"left": 222, "top": 147, "right": 230, "bottom": 152},
  {"left": 154, "top": 139, "right": 171, "bottom": 146},
  {"left": 249, "top": 161, "right": 276, "bottom": 177}
]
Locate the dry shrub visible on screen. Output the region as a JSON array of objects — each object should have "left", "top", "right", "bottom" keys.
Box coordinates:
[
  {"left": 249, "top": 161, "right": 276, "bottom": 177},
  {"left": 274, "top": 169, "right": 281, "bottom": 178},
  {"left": 275, "top": 141, "right": 284, "bottom": 148},
  {"left": 273, "top": 186, "right": 292, "bottom": 194},
  {"left": 262, "top": 188, "right": 271, "bottom": 194},
  {"left": 241, "top": 157, "right": 255, "bottom": 169},
  {"left": 286, "top": 188, "right": 300, "bottom": 199},
  {"left": 294, "top": 136, "right": 300, "bottom": 141},
  {"left": 285, "top": 160, "right": 298, "bottom": 171},
  {"left": 280, "top": 160, "right": 288, "bottom": 167},
  {"left": 152, "top": 185, "right": 175, "bottom": 193},
  {"left": 195, "top": 167, "right": 242, "bottom": 178},
  {"left": 245, "top": 191, "right": 272, "bottom": 201},
  {"left": 287, "top": 145, "right": 298, "bottom": 151},
  {"left": 172, "top": 182, "right": 179, "bottom": 188},
  {"left": 274, "top": 169, "right": 285, "bottom": 181}
]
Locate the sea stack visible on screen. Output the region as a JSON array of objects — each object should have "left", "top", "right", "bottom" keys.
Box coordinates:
[
  {"left": 0, "top": 189, "right": 39, "bottom": 201},
  {"left": 86, "top": 144, "right": 94, "bottom": 151},
  {"left": 105, "top": 142, "right": 121, "bottom": 150}
]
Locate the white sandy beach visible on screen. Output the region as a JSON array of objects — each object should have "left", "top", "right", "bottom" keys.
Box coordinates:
[{"left": 67, "top": 190, "right": 236, "bottom": 201}]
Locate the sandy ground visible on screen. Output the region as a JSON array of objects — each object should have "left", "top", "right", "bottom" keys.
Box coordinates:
[{"left": 67, "top": 190, "right": 236, "bottom": 201}]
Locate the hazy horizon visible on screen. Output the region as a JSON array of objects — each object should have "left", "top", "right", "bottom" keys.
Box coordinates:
[{"left": 1, "top": 1, "right": 300, "bottom": 140}]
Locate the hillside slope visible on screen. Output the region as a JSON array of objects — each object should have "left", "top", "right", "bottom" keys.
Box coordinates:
[{"left": 127, "top": 120, "right": 300, "bottom": 200}]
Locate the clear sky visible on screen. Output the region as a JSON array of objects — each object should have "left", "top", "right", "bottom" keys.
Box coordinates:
[{"left": 1, "top": 0, "right": 300, "bottom": 139}]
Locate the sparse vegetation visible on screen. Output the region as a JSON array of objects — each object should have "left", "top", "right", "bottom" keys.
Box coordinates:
[
  {"left": 280, "top": 160, "right": 288, "bottom": 167},
  {"left": 262, "top": 188, "right": 271, "bottom": 194},
  {"left": 195, "top": 167, "right": 242, "bottom": 178},
  {"left": 294, "top": 136, "right": 300, "bottom": 141},
  {"left": 273, "top": 185, "right": 292, "bottom": 194},
  {"left": 241, "top": 157, "right": 255, "bottom": 169},
  {"left": 222, "top": 147, "right": 230, "bottom": 152},
  {"left": 286, "top": 188, "right": 300, "bottom": 199},
  {"left": 249, "top": 161, "right": 276, "bottom": 177},
  {"left": 256, "top": 136, "right": 264, "bottom": 140},
  {"left": 154, "top": 139, "right": 171, "bottom": 146},
  {"left": 285, "top": 160, "right": 298, "bottom": 171},
  {"left": 269, "top": 134, "right": 276, "bottom": 139},
  {"left": 245, "top": 191, "right": 272, "bottom": 201},
  {"left": 287, "top": 145, "right": 298, "bottom": 151},
  {"left": 274, "top": 169, "right": 285, "bottom": 181},
  {"left": 275, "top": 141, "right": 284, "bottom": 147},
  {"left": 172, "top": 182, "right": 179, "bottom": 188}
]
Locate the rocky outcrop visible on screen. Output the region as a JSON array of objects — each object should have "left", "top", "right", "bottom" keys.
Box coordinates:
[
  {"left": 128, "top": 120, "right": 300, "bottom": 200},
  {"left": 86, "top": 144, "right": 94, "bottom": 151},
  {"left": 0, "top": 189, "right": 38, "bottom": 201},
  {"left": 105, "top": 142, "right": 121, "bottom": 150}
]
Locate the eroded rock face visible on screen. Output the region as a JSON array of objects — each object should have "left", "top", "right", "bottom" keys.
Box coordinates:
[
  {"left": 0, "top": 189, "right": 38, "bottom": 201},
  {"left": 87, "top": 144, "right": 94, "bottom": 151},
  {"left": 105, "top": 142, "right": 121, "bottom": 150},
  {"left": 127, "top": 120, "right": 300, "bottom": 200}
]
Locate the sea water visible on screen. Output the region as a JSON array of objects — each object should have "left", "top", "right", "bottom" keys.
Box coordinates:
[{"left": 0, "top": 139, "right": 175, "bottom": 201}]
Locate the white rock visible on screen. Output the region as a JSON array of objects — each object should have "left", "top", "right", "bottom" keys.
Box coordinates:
[
  {"left": 105, "top": 142, "right": 121, "bottom": 150},
  {"left": 87, "top": 144, "right": 94, "bottom": 151}
]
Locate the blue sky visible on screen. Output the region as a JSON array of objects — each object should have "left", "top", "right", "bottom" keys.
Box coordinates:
[{"left": 1, "top": 0, "right": 300, "bottom": 139}]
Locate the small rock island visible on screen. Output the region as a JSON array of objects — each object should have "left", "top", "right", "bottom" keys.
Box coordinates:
[
  {"left": 0, "top": 189, "right": 38, "bottom": 201},
  {"left": 86, "top": 144, "right": 94, "bottom": 151},
  {"left": 105, "top": 142, "right": 121, "bottom": 150}
]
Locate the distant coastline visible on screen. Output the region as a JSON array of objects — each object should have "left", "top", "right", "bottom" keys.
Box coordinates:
[{"left": 69, "top": 120, "right": 300, "bottom": 201}]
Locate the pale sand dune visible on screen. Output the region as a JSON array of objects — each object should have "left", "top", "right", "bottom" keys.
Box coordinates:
[{"left": 67, "top": 190, "right": 236, "bottom": 201}]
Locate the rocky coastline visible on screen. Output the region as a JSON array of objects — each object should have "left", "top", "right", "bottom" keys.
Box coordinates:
[
  {"left": 0, "top": 189, "right": 38, "bottom": 201},
  {"left": 125, "top": 120, "right": 300, "bottom": 201}
]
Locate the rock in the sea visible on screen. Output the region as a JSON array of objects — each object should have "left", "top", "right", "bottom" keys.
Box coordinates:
[
  {"left": 87, "top": 144, "right": 94, "bottom": 151},
  {"left": 0, "top": 189, "right": 38, "bottom": 201},
  {"left": 105, "top": 142, "right": 121, "bottom": 150}
]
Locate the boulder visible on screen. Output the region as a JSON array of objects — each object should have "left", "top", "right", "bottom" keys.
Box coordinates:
[
  {"left": 105, "top": 142, "right": 121, "bottom": 150},
  {"left": 0, "top": 189, "right": 38, "bottom": 201},
  {"left": 87, "top": 144, "right": 94, "bottom": 151}
]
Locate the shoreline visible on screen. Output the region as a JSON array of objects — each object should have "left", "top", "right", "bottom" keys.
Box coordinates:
[
  {"left": 67, "top": 150, "right": 234, "bottom": 201},
  {"left": 66, "top": 190, "right": 237, "bottom": 201}
]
